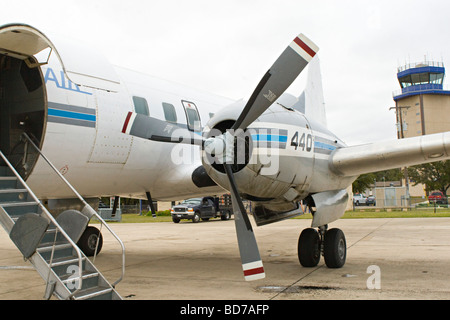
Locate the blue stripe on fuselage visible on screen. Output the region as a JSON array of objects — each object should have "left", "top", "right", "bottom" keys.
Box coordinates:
[
  {"left": 314, "top": 141, "right": 336, "bottom": 151},
  {"left": 251, "top": 134, "right": 288, "bottom": 143},
  {"left": 48, "top": 108, "right": 96, "bottom": 122}
]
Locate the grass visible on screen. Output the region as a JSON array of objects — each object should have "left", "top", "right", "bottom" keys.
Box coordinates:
[
  {"left": 342, "top": 209, "right": 450, "bottom": 219},
  {"left": 113, "top": 208, "right": 450, "bottom": 224},
  {"left": 112, "top": 214, "right": 173, "bottom": 223}
]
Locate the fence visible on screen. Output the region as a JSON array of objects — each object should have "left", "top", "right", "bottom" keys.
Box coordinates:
[{"left": 352, "top": 186, "right": 450, "bottom": 211}]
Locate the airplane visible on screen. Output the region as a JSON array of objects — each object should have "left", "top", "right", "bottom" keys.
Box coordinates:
[{"left": 1, "top": 23, "right": 450, "bottom": 284}]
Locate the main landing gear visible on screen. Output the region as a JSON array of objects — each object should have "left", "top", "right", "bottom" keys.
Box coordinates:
[
  {"left": 298, "top": 225, "right": 346, "bottom": 268},
  {"left": 77, "top": 226, "right": 103, "bottom": 257}
]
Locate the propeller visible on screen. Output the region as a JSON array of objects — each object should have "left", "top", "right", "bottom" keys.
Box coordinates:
[
  {"left": 232, "top": 34, "right": 318, "bottom": 131},
  {"left": 206, "top": 34, "right": 319, "bottom": 281}
]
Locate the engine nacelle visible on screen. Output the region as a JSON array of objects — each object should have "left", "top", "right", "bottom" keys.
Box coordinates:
[{"left": 201, "top": 97, "right": 317, "bottom": 222}]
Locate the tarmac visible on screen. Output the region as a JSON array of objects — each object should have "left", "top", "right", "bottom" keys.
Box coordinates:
[{"left": 1, "top": 216, "right": 450, "bottom": 300}]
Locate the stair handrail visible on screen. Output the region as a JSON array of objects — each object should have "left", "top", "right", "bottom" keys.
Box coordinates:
[
  {"left": 21, "top": 133, "right": 126, "bottom": 287},
  {"left": 0, "top": 149, "right": 84, "bottom": 298}
]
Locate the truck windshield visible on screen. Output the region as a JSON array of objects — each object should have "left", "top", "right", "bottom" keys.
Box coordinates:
[{"left": 181, "top": 199, "right": 202, "bottom": 205}]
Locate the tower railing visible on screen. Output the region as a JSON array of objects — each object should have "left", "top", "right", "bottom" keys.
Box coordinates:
[
  {"left": 393, "top": 84, "right": 450, "bottom": 98},
  {"left": 397, "top": 61, "right": 444, "bottom": 73}
]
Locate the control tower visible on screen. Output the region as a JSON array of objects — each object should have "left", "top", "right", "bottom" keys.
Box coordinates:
[{"left": 393, "top": 60, "right": 450, "bottom": 138}]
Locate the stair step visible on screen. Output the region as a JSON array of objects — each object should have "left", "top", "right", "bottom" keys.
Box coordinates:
[
  {"left": 0, "top": 166, "right": 13, "bottom": 176},
  {"left": 40, "top": 228, "right": 68, "bottom": 245},
  {"left": 1, "top": 201, "right": 37, "bottom": 208},
  {"left": 0, "top": 189, "right": 30, "bottom": 204},
  {"left": 37, "top": 243, "right": 74, "bottom": 261},
  {"left": 48, "top": 256, "right": 86, "bottom": 268},
  {"left": 37, "top": 242, "right": 73, "bottom": 253},
  {"left": 60, "top": 270, "right": 99, "bottom": 283},
  {"left": 5, "top": 202, "right": 40, "bottom": 220},
  {"left": 49, "top": 254, "right": 87, "bottom": 277},
  {"left": 73, "top": 286, "right": 113, "bottom": 300},
  {"left": 60, "top": 270, "right": 101, "bottom": 292},
  {"left": 0, "top": 188, "right": 27, "bottom": 193},
  {"left": 0, "top": 177, "right": 21, "bottom": 190}
]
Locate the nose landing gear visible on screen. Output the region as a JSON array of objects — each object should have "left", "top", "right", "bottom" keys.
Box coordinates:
[{"left": 298, "top": 225, "right": 347, "bottom": 269}]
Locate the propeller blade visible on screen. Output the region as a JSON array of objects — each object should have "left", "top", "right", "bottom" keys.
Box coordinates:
[
  {"left": 224, "top": 163, "right": 265, "bottom": 281},
  {"left": 232, "top": 34, "right": 319, "bottom": 131},
  {"left": 207, "top": 34, "right": 319, "bottom": 282},
  {"left": 122, "top": 111, "right": 205, "bottom": 147}
]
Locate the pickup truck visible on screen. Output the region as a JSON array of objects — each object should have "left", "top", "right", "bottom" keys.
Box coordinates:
[
  {"left": 353, "top": 194, "right": 367, "bottom": 206},
  {"left": 428, "top": 191, "right": 448, "bottom": 204},
  {"left": 171, "top": 195, "right": 233, "bottom": 223}
]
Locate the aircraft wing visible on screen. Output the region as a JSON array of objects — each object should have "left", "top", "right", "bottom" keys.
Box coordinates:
[{"left": 329, "top": 131, "right": 450, "bottom": 177}]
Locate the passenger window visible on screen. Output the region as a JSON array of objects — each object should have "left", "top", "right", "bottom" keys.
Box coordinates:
[
  {"left": 182, "top": 100, "right": 201, "bottom": 132},
  {"left": 162, "top": 102, "right": 177, "bottom": 123},
  {"left": 133, "top": 96, "right": 149, "bottom": 116}
]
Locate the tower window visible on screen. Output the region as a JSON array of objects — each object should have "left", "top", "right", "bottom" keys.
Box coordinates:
[{"left": 399, "top": 72, "right": 444, "bottom": 88}]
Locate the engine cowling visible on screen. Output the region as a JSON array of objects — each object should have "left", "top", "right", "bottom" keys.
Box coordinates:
[{"left": 201, "top": 97, "right": 316, "bottom": 223}]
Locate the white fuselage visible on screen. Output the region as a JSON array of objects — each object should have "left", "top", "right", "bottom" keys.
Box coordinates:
[
  {"left": 26, "top": 56, "right": 232, "bottom": 201},
  {"left": 0, "top": 24, "right": 353, "bottom": 206}
]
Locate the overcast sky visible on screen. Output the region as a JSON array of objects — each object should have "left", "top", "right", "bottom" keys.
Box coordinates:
[{"left": 2, "top": 0, "right": 450, "bottom": 145}]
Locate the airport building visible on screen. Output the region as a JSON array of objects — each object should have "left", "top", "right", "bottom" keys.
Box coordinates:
[
  {"left": 389, "top": 60, "right": 450, "bottom": 201},
  {"left": 393, "top": 60, "right": 450, "bottom": 138}
]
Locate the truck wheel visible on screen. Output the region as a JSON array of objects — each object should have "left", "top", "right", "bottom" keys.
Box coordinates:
[
  {"left": 172, "top": 217, "right": 180, "bottom": 223},
  {"left": 192, "top": 212, "right": 200, "bottom": 223},
  {"left": 221, "top": 211, "right": 231, "bottom": 220}
]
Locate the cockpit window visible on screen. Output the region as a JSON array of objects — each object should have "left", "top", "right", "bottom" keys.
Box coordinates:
[
  {"left": 162, "top": 102, "right": 177, "bottom": 123},
  {"left": 133, "top": 96, "right": 149, "bottom": 116},
  {"left": 182, "top": 100, "right": 201, "bottom": 132}
]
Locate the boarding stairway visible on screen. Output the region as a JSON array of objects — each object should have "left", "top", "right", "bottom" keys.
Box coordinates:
[{"left": 0, "top": 133, "right": 125, "bottom": 300}]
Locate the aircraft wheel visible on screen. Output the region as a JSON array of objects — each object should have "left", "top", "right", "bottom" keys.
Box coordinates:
[
  {"left": 77, "top": 226, "right": 103, "bottom": 257},
  {"left": 323, "top": 228, "right": 346, "bottom": 268},
  {"left": 298, "top": 228, "right": 321, "bottom": 267}
]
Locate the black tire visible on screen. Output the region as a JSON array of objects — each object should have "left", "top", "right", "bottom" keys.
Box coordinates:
[
  {"left": 192, "top": 212, "right": 200, "bottom": 223},
  {"left": 172, "top": 217, "right": 180, "bottom": 223},
  {"left": 221, "top": 211, "right": 231, "bottom": 221},
  {"left": 77, "top": 226, "right": 103, "bottom": 257},
  {"left": 298, "top": 228, "right": 321, "bottom": 267},
  {"left": 323, "top": 228, "right": 346, "bottom": 268}
]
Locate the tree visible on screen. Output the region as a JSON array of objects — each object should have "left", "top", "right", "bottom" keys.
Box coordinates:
[
  {"left": 352, "top": 169, "right": 404, "bottom": 194},
  {"left": 407, "top": 161, "right": 450, "bottom": 196},
  {"left": 373, "top": 169, "right": 404, "bottom": 182},
  {"left": 352, "top": 173, "right": 376, "bottom": 194}
]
